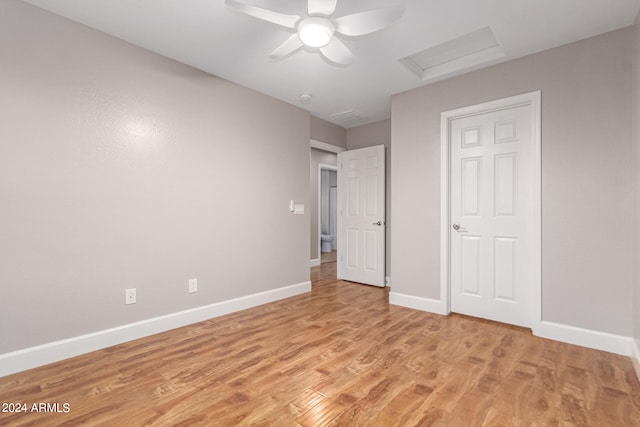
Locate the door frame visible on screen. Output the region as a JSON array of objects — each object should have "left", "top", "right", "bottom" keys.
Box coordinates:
[
  {"left": 440, "top": 91, "right": 542, "bottom": 333},
  {"left": 317, "top": 163, "right": 338, "bottom": 262}
]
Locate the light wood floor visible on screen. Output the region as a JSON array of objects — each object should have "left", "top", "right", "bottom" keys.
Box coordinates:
[
  {"left": 2, "top": 261, "right": 640, "bottom": 426},
  {"left": 321, "top": 250, "right": 336, "bottom": 264}
]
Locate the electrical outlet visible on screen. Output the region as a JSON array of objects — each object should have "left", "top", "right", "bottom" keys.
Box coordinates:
[
  {"left": 125, "top": 288, "right": 136, "bottom": 305},
  {"left": 188, "top": 278, "right": 198, "bottom": 294}
]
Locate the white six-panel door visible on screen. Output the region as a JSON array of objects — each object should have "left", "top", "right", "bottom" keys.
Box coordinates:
[
  {"left": 337, "top": 145, "right": 385, "bottom": 287},
  {"left": 449, "top": 103, "right": 534, "bottom": 327}
]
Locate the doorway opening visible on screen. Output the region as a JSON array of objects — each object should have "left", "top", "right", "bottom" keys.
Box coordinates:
[{"left": 318, "top": 164, "right": 338, "bottom": 266}]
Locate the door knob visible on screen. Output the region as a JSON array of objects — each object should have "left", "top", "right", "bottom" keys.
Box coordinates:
[
  {"left": 452, "top": 223, "right": 467, "bottom": 232},
  {"left": 372, "top": 221, "right": 383, "bottom": 226}
]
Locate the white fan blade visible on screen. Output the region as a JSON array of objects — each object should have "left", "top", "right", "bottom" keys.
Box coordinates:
[
  {"left": 269, "top": 34, "right": 304, "bottom": 61},
  {"left": 308, "top": 0, "right": 337, "bottom": 17},
  {"left": 319, "top": 38, "right": 354, "bottom": 66},
  {"left": 225, "top": 0, "right": 300, "bottom": 30},
  {"left": 334, "top": 5, "right": 405, "bottom": 37}
]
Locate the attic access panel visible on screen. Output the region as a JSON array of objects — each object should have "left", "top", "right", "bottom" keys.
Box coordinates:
[{"left": 400, "top": 26, "right": 505, "bottom": 81}]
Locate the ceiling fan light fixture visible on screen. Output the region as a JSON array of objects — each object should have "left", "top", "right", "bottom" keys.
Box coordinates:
[
  {"left": 225, "top": 0, "right": 406, "bottom": 65},
  {"left": 298, "top": 18, "right": 334, "bottom": 48}
]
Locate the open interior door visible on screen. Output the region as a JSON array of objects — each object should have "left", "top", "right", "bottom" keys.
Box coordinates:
[{"left": 337, "top": 145, "right": 385, "bottom": 287}]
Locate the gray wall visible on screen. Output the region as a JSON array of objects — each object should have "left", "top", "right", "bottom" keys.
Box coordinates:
[
  {"left": 392, "top": 28, "right": 633, "bottom": 336},
  {"left": 633, "top": 14, "right": 640, "bottom": 348},
  {"left": 309, "top": 149, "right": 337, "bottom": 260},
  {"left": 0, "top": 0, "right": 310, "bottom": 353},
  {"left": 347, "top": 119, "right": 392, "bottom": 276},
  {"left": 311, "top": 116, "right": 346, "bottom": 148}
]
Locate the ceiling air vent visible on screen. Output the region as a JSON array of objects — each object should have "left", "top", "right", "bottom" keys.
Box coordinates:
[
  {"left": 331, "top": 110, "right": 366, "bottom": 127},
  {"left": 400, "top": 26, "right": 504, "bottom": 82}
]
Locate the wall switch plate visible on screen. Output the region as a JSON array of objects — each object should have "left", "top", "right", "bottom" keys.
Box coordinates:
[
  {"left": 125, "top": 288, "right": 136, "bottom": 305},
  {"left": 188, "top": 278, "right": 198, "bottom": 294}
]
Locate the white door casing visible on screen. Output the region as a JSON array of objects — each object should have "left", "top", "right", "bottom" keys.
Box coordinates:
[
  {"left": 441, "top": 92, "right": 541, "bottom": 330},
  {"left": 337, "top": 145, "right": 386, "bottom": 287}
]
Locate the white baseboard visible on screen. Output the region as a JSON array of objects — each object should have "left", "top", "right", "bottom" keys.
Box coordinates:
[
  {"left": 536, "top": 321, "right": 632, "bottom": 356},
  {"left": 310, "top": 258, "right": 320, "bottom": 267},
  {"left": 0, "top": 281, "right": 311, "bottom": 378},
  {"left": 389, "top": 292, "right": 448, "bottom": 315},
  {"left": 388, "top": 292, "right": 635, "bottom": 358}
]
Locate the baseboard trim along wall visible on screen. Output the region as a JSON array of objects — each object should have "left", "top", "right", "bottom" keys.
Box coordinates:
[
  {"left": 389, "top": 292, "right": 448, "bottom": 315},
  {"left": 0, "top": 281, "right": 311, "bottom": 378},
  {"left": 536, "top": 321, "right": 632, "bottom": 356},
  {"left": 389, "top": 293, "right": 634, "bottom": 357},
  {"left": 310, "top": 258, "right": 321, "bottom": 267}
]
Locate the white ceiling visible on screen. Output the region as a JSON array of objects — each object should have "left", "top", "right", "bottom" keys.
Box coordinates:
[{"left": 22, "top": 0, "right": 640, "bottom": 128}]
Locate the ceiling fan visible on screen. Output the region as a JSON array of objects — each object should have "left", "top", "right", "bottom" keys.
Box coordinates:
[{"left": 225, "top": 0, "right": 405, "bottom": 66}]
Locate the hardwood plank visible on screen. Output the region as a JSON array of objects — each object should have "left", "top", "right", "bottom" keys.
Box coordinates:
[{"left": 1, "top": 261, "right": 640, "bottom": 426}]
